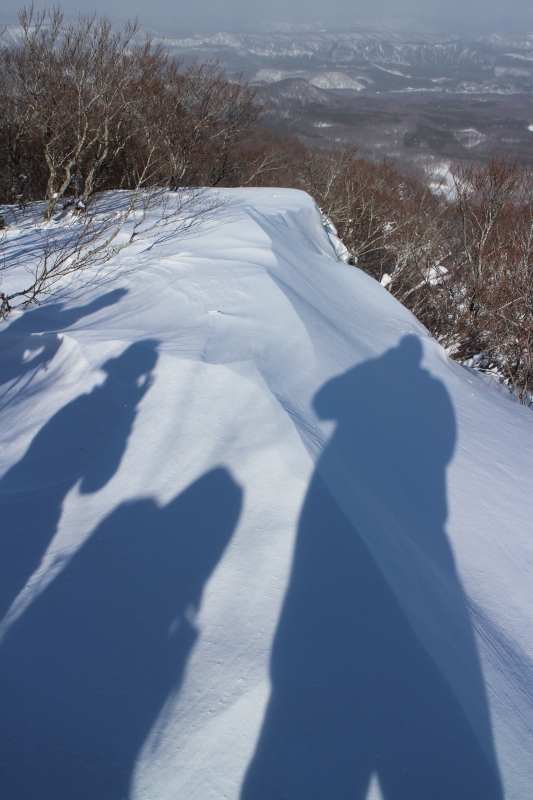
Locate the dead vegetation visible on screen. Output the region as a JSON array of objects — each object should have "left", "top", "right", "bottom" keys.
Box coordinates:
[{"left": 292, "top": 148, "right": 533, "bottom": 404}]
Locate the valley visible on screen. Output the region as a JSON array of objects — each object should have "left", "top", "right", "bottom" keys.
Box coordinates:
[{"left": 164, "top": 28, "right": 533, "bottom": 174}]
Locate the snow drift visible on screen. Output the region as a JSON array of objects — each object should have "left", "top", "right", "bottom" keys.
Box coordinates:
[{"left": 0, "top": 189, "right": 532, "bottom": 799}]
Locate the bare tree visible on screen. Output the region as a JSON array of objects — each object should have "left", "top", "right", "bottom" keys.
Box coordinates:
[
  {"left": 0, "top": 9, "right": 209, "bottom": 213},
  {"left": 150, "top": 63, "right": 262, "bottom": 189},
  {"left": 300, "top": 146, "right": 445, "bottom": 280},
  {"left": 442, "top": 156, "right": 533, "bottom": 401},
  {"left": 0, "top": 187, "right": 222, "bottom": 319},
  {"left": 0, "top": 7, "right": 266, "bottom": 207},
  {"left": 5, "top": 6, "right": 148, "bottom": 220}
]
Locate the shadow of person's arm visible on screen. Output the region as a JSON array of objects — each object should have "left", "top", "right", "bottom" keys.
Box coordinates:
[
  {"left": 5, "top": 288, "right": 129, "bottom": 335},
  {"left": 0, "top": 289, "right": 128, "bottom": 390}
]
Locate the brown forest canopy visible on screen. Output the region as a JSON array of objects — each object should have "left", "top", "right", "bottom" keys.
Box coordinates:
[{"left": 0, "top": 6, "right": 268, "bottom": 218}]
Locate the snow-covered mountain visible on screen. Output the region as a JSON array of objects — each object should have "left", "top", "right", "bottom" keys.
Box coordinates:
[
  {"left": 165, "top": 28, "right": 533, "bottom": 66},
  {"left": 0, "top": 189, "right": 532, "bottom": 799},
  {"left": 162, "top": 29, "right": 533, "bottom": 93},
  {"left": 157, "top": 28, "right": 533, "bottom": 170}
]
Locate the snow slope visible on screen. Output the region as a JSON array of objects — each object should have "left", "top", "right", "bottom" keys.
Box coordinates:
[{"left": 0, "top": 189, "right": 532, "bottom": 800}]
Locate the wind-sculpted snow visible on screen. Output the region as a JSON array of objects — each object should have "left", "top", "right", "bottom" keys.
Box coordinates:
[{"left": 0, "top": 189, "right": 532, "bottom": 799}]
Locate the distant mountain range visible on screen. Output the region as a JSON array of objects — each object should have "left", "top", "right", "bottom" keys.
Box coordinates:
[
  {"left": 4, "top": 23, "right": 532, "bottom": 170},
  {"left": 161, "top": 30, "right": 533, "bottom": 95},
  {"left": 157, "top": 29, "right": 533, "bottom": 174}
]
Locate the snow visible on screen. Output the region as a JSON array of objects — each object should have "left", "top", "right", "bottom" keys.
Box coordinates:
[
  {"left": 253, "top": 68, "right": 367, "bottom": 90},
  {"left": 0, "top": 188, "right": 532, "bottom": 799},
  {"left": 309, "top": 72, "right": 367, "bottom": 90},
  {"left": 455, "top": 128, "right": 486, "bottom": 149},
  {"left": 321, "top": 213, "right": 352, "bottom": 262}
]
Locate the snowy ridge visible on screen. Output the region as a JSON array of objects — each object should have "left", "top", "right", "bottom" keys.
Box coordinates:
[
  {"left": 253, "top": 68, "right": 368, "bottom": 90},
  {"left": 162, "top": 28, "right": 533, "bottom": 73},
  {"left": 0, "top": 189, "right": 532, "bottom": 799}
]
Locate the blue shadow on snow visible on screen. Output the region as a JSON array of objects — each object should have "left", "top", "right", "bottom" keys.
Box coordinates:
[
  {"left": 241, "top": 335, "right": 503, "bottom": 800},
  {"left": 0, "top": 288, "right": 127, "bottom": 393},
  {"left": 0, "top": 337, "right": 157, "bottom": 620},
  {"left": 0, "top": 467, "right": 242, "bottom": 799}
]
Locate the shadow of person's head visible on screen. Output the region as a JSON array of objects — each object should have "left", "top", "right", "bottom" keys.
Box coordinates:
[
  {"left": 313, "top": 334, "right": 432, "bottom": 427},
  {"left": 312, "top": 332, "right": 456, "bottom": 547},
  {"left": 396, "top": 333, "right": 422, "bottom": 364},
  {"left": 100, "top": 339, "right": 159, "bottom": 387}
]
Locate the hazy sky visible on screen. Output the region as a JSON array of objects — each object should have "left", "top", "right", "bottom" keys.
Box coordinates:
[{"left": 1, "top": 0, "right": 530, "bottom": 35}]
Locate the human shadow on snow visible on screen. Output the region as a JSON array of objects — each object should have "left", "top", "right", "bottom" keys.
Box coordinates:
[
  {"left": 241, "top": 335, "right": 503, "bottom": 800},
  {"left": 0, "top": 338, "right": 157, "bottom": 620},
  {"left": 0, "top": 288, "right": 127, "bottom": 393},
  {"left": 0, "top": 467, "right": 242, "bottom": 800}
]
